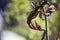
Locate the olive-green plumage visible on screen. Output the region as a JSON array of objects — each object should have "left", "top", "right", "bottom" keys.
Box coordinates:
[{"left": 27, "top": 10, "right": 38, "bottom": 24}]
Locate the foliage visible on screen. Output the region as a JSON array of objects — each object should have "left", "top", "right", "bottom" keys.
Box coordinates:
[{"left": 3, "top": 0, "right": 60, "bottom": 40}]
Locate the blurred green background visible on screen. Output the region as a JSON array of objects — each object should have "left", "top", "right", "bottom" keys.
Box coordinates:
[{"left": 3, "top": 0, "right": 60, "bottom": 40}]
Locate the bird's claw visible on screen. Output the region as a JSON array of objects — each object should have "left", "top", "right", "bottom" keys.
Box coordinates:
[{"left": 28, "top": 21, "right": 41, "bottom": 30}]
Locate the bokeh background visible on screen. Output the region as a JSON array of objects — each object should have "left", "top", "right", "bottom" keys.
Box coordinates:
[{"left": 1, "top": 0, "right": 60, "bottom": 40}]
